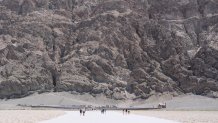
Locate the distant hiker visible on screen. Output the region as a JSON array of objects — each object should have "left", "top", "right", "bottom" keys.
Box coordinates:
[
  {"left": 80, "top": 109, "right": 82, "bottom": 116},
  {"left": 125, "top": 109, "right": 128, "bottom": 114},
  {"left": 83, "top": 110, "right": 85, "bottom": 116},
  {"left": 101, "top": 109, "right": 104, "bottom": 114},
  {"left": 82, "top": 108, "right": 86, "bottom": 116},
  {"left": 128, "top": 110, "right": 130, "bottom": 114},
  {"left": 101, "top": 109, "right": 107, "bottom": 114}
]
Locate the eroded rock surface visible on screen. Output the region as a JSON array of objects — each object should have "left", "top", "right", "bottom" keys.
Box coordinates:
[{"left": 1, "top": 0, "right": 218, "bottom": 99}]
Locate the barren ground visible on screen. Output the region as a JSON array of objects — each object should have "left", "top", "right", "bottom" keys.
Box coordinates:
[
  {"left": 0, "top": 110, "right": 64, "bottom": 123},
  {"left": 133, "top": 111, "right": 218, "bottom": 123}
]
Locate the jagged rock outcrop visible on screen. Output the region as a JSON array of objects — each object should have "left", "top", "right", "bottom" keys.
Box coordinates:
[{"left": 1, "top": 0, "right": 218, "bottom": 99}]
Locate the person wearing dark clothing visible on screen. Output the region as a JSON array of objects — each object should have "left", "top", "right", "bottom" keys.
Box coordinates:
[
  {"left": 101, "top": 109, "right": 104, "bottom": 114},
  {"left": 80, "top": 109, "right": 82, "bottom": 116},
  {"left": 83, "top": 111, "right": 85, "bottom": 116}
]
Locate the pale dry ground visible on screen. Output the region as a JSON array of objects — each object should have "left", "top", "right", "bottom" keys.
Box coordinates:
[
  {"left": 0, "top": 110, "right": 65, "bottom": 123},
  {"left": 0, "top": 92, "right": 126, "bottom": 110},
  {"left": 132, "top": 94, "right": 218, "bottom": 110},
  {"left": 40, "top": 111, "right": 178, "bottom": 123},
  {"left": 133, "top": 111, "right": 218, "bottom": 123},
  {"left": 1, "top": 92, "right": 218, "bottom": 110}
]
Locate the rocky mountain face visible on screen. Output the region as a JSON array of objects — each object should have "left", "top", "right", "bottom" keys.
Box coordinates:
[{"left": 1, "top": 0, "right": 218, "bottom": 99}]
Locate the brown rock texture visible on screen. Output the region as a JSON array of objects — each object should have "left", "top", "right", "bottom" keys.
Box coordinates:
[{"left": 1, "top": 0, "right": 218, "bottom": 99}]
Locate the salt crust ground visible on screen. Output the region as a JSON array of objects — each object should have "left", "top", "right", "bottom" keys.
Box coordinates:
[
  {"left": 39, "top": 111, "right": 179, "bottom": 123},
  {"left": 0, "top": 110, "right": 217, "bottom": 123},
  {"left": 133, "top": 111, "right": 218, "bottom": 123},
  {"left": 0, "top": 110, "right": 64, "bottom": 123}
]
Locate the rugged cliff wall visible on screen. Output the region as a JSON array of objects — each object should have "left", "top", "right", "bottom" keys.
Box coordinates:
[{"left": 1, "top": 0, "right": 218, "bottom": 99}]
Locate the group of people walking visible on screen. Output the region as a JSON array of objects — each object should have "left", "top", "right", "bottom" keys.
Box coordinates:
[
  {"left": 123, "top": 109, "right": 130, "bottom": 115},
  {"left": 80, "top": 108, "right": 107, "bottom": 116},
  {"left": 79, "top": 109, "right": 86, "bottom": 116},
  {"left": 79, "top": 108, "right": 130, "bottom": 116}
]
